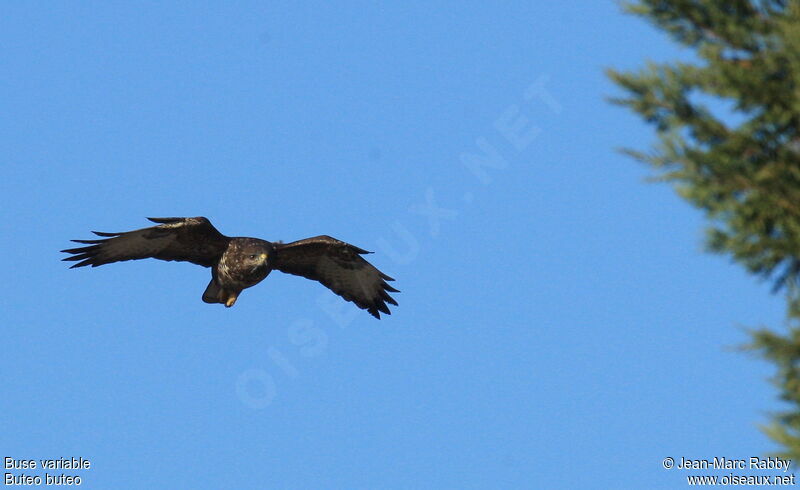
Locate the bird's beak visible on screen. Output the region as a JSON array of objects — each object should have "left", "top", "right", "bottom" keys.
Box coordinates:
[{"left": 260, "top": 253, "right": 268, "bottom": 262}]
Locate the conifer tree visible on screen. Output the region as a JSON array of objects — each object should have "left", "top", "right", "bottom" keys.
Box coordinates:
[{"left": 608, "top": 0, "right": 800, "bottom": 457}]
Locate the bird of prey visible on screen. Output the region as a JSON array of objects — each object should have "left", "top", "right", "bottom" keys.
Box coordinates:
[{"left": 61, "top": 217, "right": 398, "bottom": 319}]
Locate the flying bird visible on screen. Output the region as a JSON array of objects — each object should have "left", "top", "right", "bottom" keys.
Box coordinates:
[{"left": 61, "top": 217, "right": 398, "bottom": 319}]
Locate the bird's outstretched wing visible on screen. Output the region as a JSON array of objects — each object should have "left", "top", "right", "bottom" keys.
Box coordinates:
[
  {"left": 61, "top": 217, "right": 230, "bottom": 269},
  {"left": 273, "top": 236, "right": 399, "bottom": 319}
]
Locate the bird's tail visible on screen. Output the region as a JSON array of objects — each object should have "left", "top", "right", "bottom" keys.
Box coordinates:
[
  {"left": 202, "top": 279, "right": 224, "bottom": 304},
  {"left": 202, "top": 279, "right": 240, "bottom": 307}
]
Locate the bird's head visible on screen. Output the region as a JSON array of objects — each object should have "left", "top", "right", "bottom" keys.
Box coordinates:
[{"left": 237, "top": 239, "right": 274, "bottom": 270}]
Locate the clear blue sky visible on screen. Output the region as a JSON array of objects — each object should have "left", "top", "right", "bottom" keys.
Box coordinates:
[{"left": 0, "top": 2, "right": 789, "bottom": 488}]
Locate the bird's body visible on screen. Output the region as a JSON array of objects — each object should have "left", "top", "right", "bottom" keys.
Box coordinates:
[
  {"left": 203, "top": 237, "right": 274, "bottom": 307},
  {"left": 61, "top": 217, "right": 398, "bottom": 318}
]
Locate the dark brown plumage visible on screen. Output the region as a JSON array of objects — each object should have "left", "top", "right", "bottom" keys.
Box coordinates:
[{"left": 61, "top": 217, "right": 398, "bottom": 319}]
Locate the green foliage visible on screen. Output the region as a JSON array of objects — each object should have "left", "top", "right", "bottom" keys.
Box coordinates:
[{"left": 608, "top": 0, "right": 800, "bottom": 457}]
